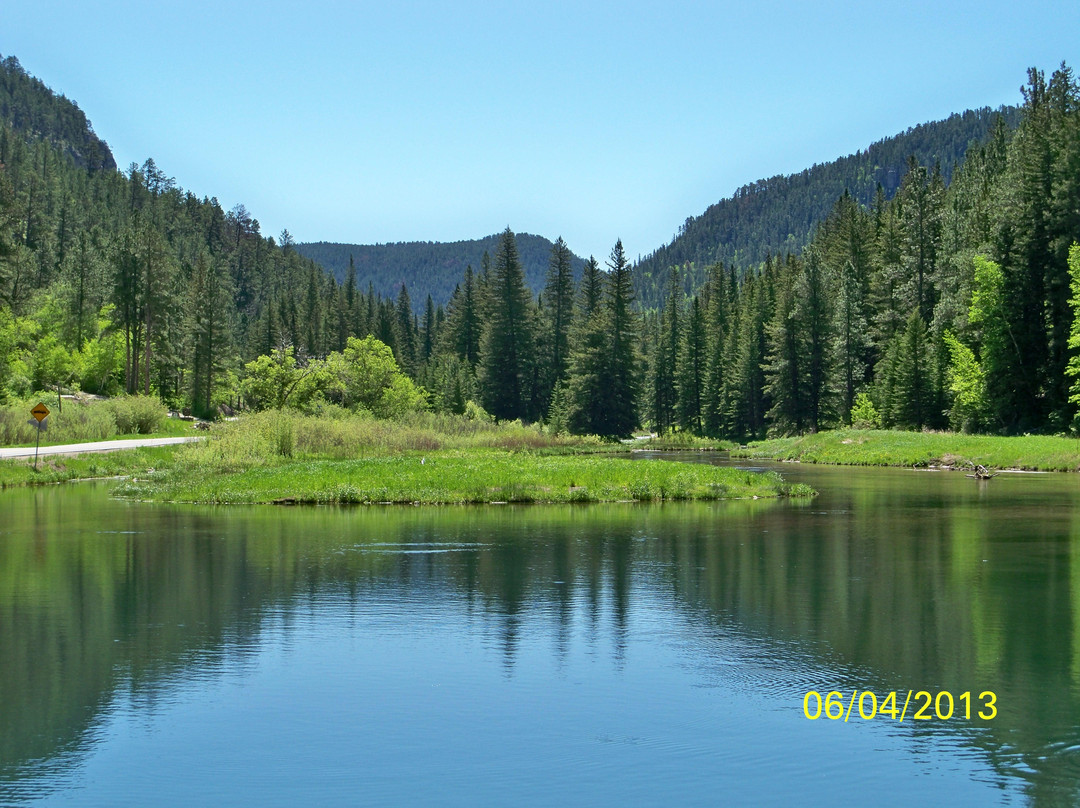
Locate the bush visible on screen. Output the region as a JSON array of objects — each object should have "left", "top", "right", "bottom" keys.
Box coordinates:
[
  {"left": 849, "top": 393, "right": 881, "bottom": 430},
  {"left": 106, "top": 395, "right": 166, "bottom": 434},
  {"left": 0, "top": 396, "right": 116, "bottom": 445}
]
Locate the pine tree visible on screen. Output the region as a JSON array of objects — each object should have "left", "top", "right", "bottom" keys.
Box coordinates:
[
  {"left": 578, "top": 256, "right": 603, "bottom": 318},
  {"left": 442, "top": 266, "right": 481, "bottom": 366},
  {"left": 602, "top": 240, "right": 639, "bottom": 436},
  {"left": 189, "top": 250, "right": 235, "bottom": 417},
  {"left": 394, "top": 284, "right": 416, "bottom": 375},
  {"left": 478, "top": 228, "right": 536, "bottom": 421},
  {"left": 676, "top": 295, "right": 706, "bottom": 433},
  {"left": 651, "top": 266, "right": 681, "bottom": 433},
  {"left": 764, "top": 251, "right": 835, "bottom": 433},
  {"left": 539, "top": 236, "right": 576, "bottom": 414},
  {"left": 421, "top": 294, "right": 436, "bottom": 364}
]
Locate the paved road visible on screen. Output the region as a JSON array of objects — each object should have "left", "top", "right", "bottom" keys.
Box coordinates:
[{"left": 0, "top": 436, "right": 203, "bottom": 460}]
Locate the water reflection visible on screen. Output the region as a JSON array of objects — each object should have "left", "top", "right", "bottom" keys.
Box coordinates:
[{"left": 1, "top": 466, "right": 1079, "bottom": 805}]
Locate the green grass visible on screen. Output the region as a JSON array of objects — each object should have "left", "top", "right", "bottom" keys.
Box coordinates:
[
  {"left": 0, "top": 446, "right": 182, "bottom": 488},
  {"left": 733, "top": 428, "right": 1080, "bottom": 471},
  {"left": 116, "top": 449, "right": 812, "bottom": 505},
  {"left": 0, "top": 409, "right": 814, "bottom": 503},
  {"left": 107, "top": 410, "right": 811, "bottom": 504},
  {"left": 0, "top": 395, "right": 192, "bottom": 447}
]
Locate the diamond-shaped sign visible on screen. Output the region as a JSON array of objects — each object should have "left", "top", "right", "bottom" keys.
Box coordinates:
[{"left": 31, "top": 402, "right": 50, "bottom": 422}]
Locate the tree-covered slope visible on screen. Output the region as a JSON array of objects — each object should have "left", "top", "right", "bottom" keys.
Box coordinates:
[
  {"left": 0, "top": 54, "right": 115, "bottom": 172},
  {"left": 296, "top": 233, "right": 587, "bottom": 308},
  {"left": 632, "top": 106, "right": 1021, "bottom": 308}
]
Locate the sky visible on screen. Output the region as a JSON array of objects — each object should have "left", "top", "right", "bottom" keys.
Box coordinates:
[{"left": 5, "top": 1, "right": 1080, "bottom": 263}]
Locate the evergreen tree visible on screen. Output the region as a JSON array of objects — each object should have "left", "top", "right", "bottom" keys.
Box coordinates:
[
  {"left": 764, "top": 251, "right": 834, "bottom": 433},
  {"left": 676, "top": 295, "right": 706, "bottom": 433},
  {"left": 651, "top": 266, "right": 681, "bottom": 433},
  {"left": 421, "top": 294, "right": 436, "bottom": 363},
  {"left": 478, "top": 228, "right": 536, "bottom": 421},
  {"left": 578, "top": 256, "right": 603, "bottom": 318},
  {"left": 602, "top": 240, "right": 639, "bottom": 436},
  {"left": 189, "top": 250, "right": 235, "bottom": 416},
  {"left": 442, "top": 265, "right": 481, "bottom": 366},
  {"left": 539, "top": 236, "right": 575, "bottom": 414},
  {"left": 394, "top": 284, "right": 416, "bottom": 376}
]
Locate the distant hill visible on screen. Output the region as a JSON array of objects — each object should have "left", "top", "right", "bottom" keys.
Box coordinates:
[
  {"left": 0, "top": 54, "right": 115, "bottom": 172},
  {"left": 296, "top": 233, "right": 588, "bottom": 308},
  {"left": 632, "top": 106, "right": 1021, "bottom": 308}
]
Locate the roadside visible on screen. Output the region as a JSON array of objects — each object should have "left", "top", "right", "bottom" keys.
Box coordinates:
[{"left": 0, "top": 436, "right": 203, "bottom": 460}]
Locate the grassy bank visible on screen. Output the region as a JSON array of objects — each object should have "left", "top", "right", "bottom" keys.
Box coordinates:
[
  {"left": 733, "top": 428, "right": 1080, "bottom": 471},
  {"left": 116, "top": 450, "right": 810, "bottom": 504},
  {"left": 1, "top": 410, "right": 814, "bottom": 502},
  {"left": 0, "top": 446, "right": 181, "bottom": 488},
  {"left": 111, "top": 410, "right": 811, "bottom": 504}
]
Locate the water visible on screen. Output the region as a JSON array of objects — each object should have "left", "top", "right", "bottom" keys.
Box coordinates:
[{"left": 1, "top": 457, "right": 1079, "bottom": 806}]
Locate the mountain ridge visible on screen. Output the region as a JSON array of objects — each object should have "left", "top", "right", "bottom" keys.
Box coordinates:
[
  {"left": 630, "top": 105, "right": 1021, "bottom": 308},
  {"left": 296, "top": 233, "right": 588, "bottom": 308}
]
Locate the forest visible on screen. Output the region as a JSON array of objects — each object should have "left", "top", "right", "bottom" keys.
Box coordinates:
[{"left": 0, "top": 53, "right": 1078, "bottom": 438}]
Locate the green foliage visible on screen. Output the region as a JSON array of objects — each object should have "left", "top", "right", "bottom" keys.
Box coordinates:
[
  {"left": 1066, "top": 244, "right": 1080, "bottom": 429},
  {"left": 328, "top": 335, "right": 426, "bottom": 417},
  {"left": 849, "top": 392, "right": 880, "bottom": 429},
  {"left": 241, "top": 347, "right": 315, "bottom": 411},
  {"left": 943, "top": 331, "right": 989, "bottom": 432},
  {"left": 120, "top": 432, "right": 804, "bottom": 505},
  {"left": 464, "top": 399, "right": 494, "bottom": 422},
  {"left": 104, "top": 394, "right": 167, "bottom": 434}
]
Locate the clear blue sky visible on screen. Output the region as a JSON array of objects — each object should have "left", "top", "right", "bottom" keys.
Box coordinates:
[{"left": 6, "top": 1, "right": 1080, "bottom": 262}]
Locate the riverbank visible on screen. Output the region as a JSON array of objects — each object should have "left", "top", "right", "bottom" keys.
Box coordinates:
[
  {"left": 0, "top": 445, "right": 182, "bottom": 488},
  {"left": 1, "top": 410, "right": 813, "bottom": 502},
  {"left": 732, "top": 428, "right": 1080, "bottom": 471},
  {"left": 116, "top": 449, "right": 811, "bottom": 505}
]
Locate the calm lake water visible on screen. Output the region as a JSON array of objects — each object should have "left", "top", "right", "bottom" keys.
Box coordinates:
[{"left": 2, "top": 454, "right": 1079, "bottom": 806}]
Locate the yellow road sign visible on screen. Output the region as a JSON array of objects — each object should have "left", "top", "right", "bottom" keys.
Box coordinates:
[{"left": 31, "top": 402, "right": 50, "bottom": 422}]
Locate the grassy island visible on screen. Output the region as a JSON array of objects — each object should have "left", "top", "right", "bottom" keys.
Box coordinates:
[
  {"left": 108, "top": 410, "right": 811, "bottom": 504},
  {"left": 733, "top": 428, "right": 1080, "bottom": 472}
]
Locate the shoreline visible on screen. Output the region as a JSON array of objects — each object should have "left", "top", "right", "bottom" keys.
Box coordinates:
[{"left": 731, "top": 428, "right": 1080, "bottom": 473}]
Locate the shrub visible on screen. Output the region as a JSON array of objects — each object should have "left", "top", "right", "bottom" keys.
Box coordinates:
[
  {"left": 106, "top": 395, "right": 166, "bottom": 434},
  {"left": 849, "top": 393, "right": 881, "bottom": 430}
]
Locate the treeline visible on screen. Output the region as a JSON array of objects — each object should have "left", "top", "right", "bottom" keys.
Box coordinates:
[
  {"left": 2, "top": 54, "right": 1079, "bottom": 440},
  {"left": 644, "top": 65, "right": 1080, "bottom": 438},
  {"left": 296, "top": 233, "right": 587, "bottom": 309}
]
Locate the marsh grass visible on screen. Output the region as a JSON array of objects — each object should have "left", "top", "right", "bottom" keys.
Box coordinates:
[
  {"left": 734, "top": 428, "right": 1080, "bottom": 471},
  {"left": 177, "top": 409, "right": 601, "bottom": 473},
  {"left": 117, "top": 449, "right": 809, "bottom": 505},
  {"left": 108, "top": 410, "right": 811, "bottom": 504}
]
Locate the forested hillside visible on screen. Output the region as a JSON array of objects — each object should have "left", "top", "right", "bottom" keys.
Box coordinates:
[
  {"left": 632, "top": 106, "right": 1021, "bottom": 308},
  {"left": 0, "top": 54, "right": 115, "bottom": 172},
  {"left": 1, "top": 53, "right": 1077, "bottom": 442},
  {"left": 641, "top": 65, "right": 1080, "bottom": 437},
  {"left": 0, "top": 56, "right": 450, "bottom": 417},
  {"left": 297, "top": 234, "right": 587, "bottom": 309}
]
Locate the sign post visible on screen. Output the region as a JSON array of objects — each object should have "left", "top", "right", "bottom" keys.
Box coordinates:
[{"left": 30, "top": 402, "right": 49, "bottom": 470}]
